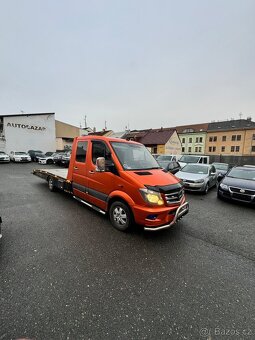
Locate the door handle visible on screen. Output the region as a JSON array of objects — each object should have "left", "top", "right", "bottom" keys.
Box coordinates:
[
  {"left": 89, "top": 170, "right": 95, "bottom": 174},
  {"left": 74, "top": 166, "right": 78, "bottom": 170}
]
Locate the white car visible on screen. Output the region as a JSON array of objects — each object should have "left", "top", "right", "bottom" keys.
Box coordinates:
[
  {"left": 38, "top": 154, "right": 55, "bottom": 165},
  {"left": 0, "top": 151, "right": 10, "bottom": 163},
  {"left": 9, "top": 151, "right": 31, "bottom": 162}
]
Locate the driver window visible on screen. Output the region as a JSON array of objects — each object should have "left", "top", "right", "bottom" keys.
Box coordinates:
[{"left": 92, "top": 141, "right": 112, "bottom": 165}]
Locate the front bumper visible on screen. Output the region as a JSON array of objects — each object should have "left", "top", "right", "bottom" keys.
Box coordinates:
[
  {"left": 218, "top": 188, "right": 255, "bottom": 204},
  {"left": 132, "top": 200, "right": 189, "bottom": 231},
  {"left": 183, "top": 182, "right": 205, "bottom": 192}
]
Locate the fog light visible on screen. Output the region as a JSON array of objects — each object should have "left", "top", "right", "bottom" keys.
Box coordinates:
[{"left": 146, "top": 214, "right": 158, "bottom": 220}]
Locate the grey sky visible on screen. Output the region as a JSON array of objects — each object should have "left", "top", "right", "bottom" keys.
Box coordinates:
[{"left": 1, "top": 0, "right": 254, "bottom": 131}]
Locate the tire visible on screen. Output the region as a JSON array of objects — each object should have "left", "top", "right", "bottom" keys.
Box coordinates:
[
  {"left": 109, "top": 201, "right": 134, "bottom": 232},
  {"left": 47, "top": 159, "right": 53, "bottom": 165},
  {"left": 48, "top": 177, "right": 56, "bottom": 192},
  {"left": 203, "top": 183, "right": 209, "bottom": 195}
]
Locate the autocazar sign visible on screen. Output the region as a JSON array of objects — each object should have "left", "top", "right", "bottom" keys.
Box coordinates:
[{"left": 6, "top": 122, "right": 46, "bottom": 131}]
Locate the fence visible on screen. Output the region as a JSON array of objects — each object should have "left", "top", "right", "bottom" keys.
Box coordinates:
[{"left": 208, "top": 155, "right": 255, "bottom": 166}]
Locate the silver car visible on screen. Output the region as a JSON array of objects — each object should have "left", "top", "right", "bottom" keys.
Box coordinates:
[{"left": 175, "top": 164, "right": 217, "bottom": 194}]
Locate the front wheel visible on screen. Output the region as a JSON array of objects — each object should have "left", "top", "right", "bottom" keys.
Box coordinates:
[
  {"left": 203, "top": 183, "right": 209, "bottom": 195},
  {"left": 109, "top": 201, "right": 134, "bottom": 232}
]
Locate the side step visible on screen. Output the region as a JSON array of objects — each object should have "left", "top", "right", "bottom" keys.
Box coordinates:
[{"left": 73, "top": 196, "right": 106, "bottom": 215}]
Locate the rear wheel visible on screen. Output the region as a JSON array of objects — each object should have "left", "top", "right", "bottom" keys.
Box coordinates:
[
  {"left": 48, "top": 177, "right": 56, "bottom": 192},
  {"left": 109, "top": 201, "right": 133, "bottom": 232},
  {"left": 47, "top": 159, "right": 53, "bottom": 164}
]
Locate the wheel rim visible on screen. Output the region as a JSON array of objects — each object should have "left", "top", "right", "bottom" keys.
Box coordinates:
[
  {"left": 205, "top": 184, "right": 209, "bottom": 193},
  {"left": 113, "top": 207, "right": 127, "bottom": 226}
]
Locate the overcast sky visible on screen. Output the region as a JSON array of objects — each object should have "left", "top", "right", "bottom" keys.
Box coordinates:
[{"left": 0, "top": 0, "right": 254, "bottom": 131}]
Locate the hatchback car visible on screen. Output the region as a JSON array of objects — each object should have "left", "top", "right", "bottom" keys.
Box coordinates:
[
  {"left": 0, "top": 151, "right": 10, "bottom": 163},
  {"left": 175, "top": 163, "right": 217, "bottom": 194},
  {"left": 217, "top": 166, "right": 255, "bottom": 204},
  {"left": 212, "top": 162, "right": 230, "bottom": 176}
]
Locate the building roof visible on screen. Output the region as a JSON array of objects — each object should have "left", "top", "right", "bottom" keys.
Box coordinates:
[
  {"left": 124, "top": 128, "right": 175, "bottom": 145},
  {"left": 208, "top": 119, "right": 255, "bottom": 131},
  {"left": 176, "top": 123, "right": 208, "bottom": 133},
  {"left": 0, "top": 112, "right": 55, "bottom": 118}
]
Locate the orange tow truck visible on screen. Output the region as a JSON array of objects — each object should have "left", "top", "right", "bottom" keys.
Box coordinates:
[{"left": 33, "top": 136, "right": 189, "bottom": 231}]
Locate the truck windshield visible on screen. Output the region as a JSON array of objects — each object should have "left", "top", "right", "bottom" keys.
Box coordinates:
[{"left": 111, "top": 142, "right": 160, "bottom": 170}]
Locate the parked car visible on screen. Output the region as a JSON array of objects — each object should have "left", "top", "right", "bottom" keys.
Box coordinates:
[
  {"left": 0, "top": 151, "right": 10, "bottom": 163},
  {"left": 212, "top": 162, "right": 230, "bottom": 176},
  {"left": 53, "top": 152, "right": 65, "bottom": 165},
  {"left": 38, "top": 153, "right": 56, "bottom": 165},
  {"left": 61, "top": 152, "right": 71, "bottom": 167},
  {"left": 9, "top": 151, "right": 31, "bottom": 162},
  {"left": 28, "top": 150, "right": 44, "bottom": 161},
  {"left": 178, "top": 155, "right": 209, "bottom": 168},
  {"left": 217, "top": 166, "right": 255, "bottom": 204},
  {"left": 45, "top": 152, "right": 54, "bottom": 157},
  {"left": 157, "top": 154, "right": 177, "bottom": 167},
  {"left": 175, "top": 163, "right": 217, "bottom": 194},
  {"left": 158, "top": 159, "right": 181, "bottom": 174}
]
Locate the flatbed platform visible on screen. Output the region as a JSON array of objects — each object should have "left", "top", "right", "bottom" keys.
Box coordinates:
[{"left": 33, "top": 168, "right": 68, "bottom": 180}]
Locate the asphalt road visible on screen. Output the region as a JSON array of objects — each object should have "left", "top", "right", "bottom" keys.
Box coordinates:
[{"left": 0, "top": 163, "right": 254, "bottom": 340}]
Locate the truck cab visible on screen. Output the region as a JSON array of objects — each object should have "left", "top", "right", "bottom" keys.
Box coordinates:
[{"left": 34, "top": 136, "right": 189, "bottom": 231}]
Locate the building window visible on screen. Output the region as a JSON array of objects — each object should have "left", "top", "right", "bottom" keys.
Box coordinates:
[
  {"left": 209, "top": 137, "right": 213, "bottom": 142},
  {"left": 182, "top": 138, "right": 185, "bottom": 143},
  {"left": 231, "top": 146, "right": 235, "bottom": 152},
  {"left": 236, "top": 146, "right": 240, "bottom": 152},
  {"left": 188, "top": 147, "right": 192, "bottom": 152},
  {"left": 195, "top": 137, "right": 199, "bottom": 143},
  {"left": 209, "top": 147, "right": 212, "bottom": 152},
  {"left": 221, "top": 146, "right": 225, "bottom": 152},
  {"left": 195, "top": 147, "right": 198, "bottom": 152},
  {"left": 199, "top": 137, "right": 203, "bottom": 143},
  {"left": 213, "top": 136, "right": 217, "bottom": 142},
  {"left": 182, "top": 147, "right": 185, "bottom": 152},
  {"left": 232, "top": 135, "right": 236, "bottom": 141},
  {"left": 213, "top": 146, "right": 216, "bottom": 152},
  {"left": 189, "top": 138, "right": 192, "bottom": 143},
  {"left": 237, "top": 135, "right": 241, "bottom": 141},
  {"left": 252, "top": 146, "right": 255, "bottom": 152},
  {"left": 253, "top": 134, "right": 255, "bottom": 140},
  {"left": 199, "top": 147, "right": 202, "bottom": 152},
  {"left": 222, "top": 136, "right": 226, "bottom": 142}
]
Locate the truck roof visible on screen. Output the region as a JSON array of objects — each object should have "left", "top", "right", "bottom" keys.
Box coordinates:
[{"left": 76, "top": 135, "right": 141, "bottom": 145}]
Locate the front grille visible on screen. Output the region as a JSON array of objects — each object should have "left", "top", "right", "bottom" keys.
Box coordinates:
[
  {"left": 164, "top": 189, "right": 184, "bottom": 205},
  {"left": 232, "top": 193, "right": 253, "bottom": 202},
  {"left": 185, "top": 180, "right": 195, "bottom": 183},
  {"left": 230, "top": 187, "right": 255, "bottom": 196}
]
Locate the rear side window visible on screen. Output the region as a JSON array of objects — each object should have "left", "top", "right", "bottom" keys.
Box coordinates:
[{"left": 76, "top": 141, "right": 88, "bottom": 163}]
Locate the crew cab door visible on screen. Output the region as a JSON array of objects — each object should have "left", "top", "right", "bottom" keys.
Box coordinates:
[
  {"left": 72, "top": 140, "right": 89, "bottom": 200},
  {"left": 86, "top": 140, "right": 118, "bottom": 211}
]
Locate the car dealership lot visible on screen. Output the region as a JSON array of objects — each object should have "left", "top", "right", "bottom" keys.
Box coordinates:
[{"left": 0, "top": 163, "right": 254, "bottom": 340}]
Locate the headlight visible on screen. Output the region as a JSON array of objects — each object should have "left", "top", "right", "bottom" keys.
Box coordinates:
[
  {"left": 220, "top": 183, "right": 229, "bottom": 190},
  {"left": 139, "top": 188, "right": 164, "bottom": 206},
  {"left": 195, "top": 179, "right": 204, "bottom": 183}
]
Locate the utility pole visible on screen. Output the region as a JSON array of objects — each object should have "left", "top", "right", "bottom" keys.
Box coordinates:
[
  {"left": 84, "top": 115, "right": 87, "bottom": 128},
  {"left": 104, "top": 121, "right": 107, "bottom": 130}
]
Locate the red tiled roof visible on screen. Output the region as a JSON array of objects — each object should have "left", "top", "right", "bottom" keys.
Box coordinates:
[
  {"left": 139, "top": 128, "right": 175, "bottom": 145},
  {"left": 176, "top": 123, "right": 208, "bottom": 133}
]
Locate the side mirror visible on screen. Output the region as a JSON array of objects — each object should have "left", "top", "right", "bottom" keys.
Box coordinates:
[
  {"left": 217, "top": 173, "right": 225, "bottom": 182},
  {"left": 96, "top": 157, "right": 105, "bottom": 172}
]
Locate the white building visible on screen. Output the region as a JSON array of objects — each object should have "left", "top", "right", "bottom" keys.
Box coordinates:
[{"left": 0, "top": 113, "right": 56, "bottom": 153}]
